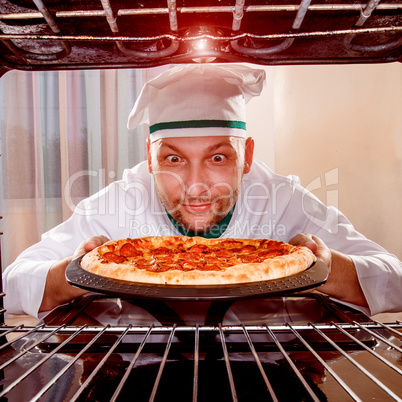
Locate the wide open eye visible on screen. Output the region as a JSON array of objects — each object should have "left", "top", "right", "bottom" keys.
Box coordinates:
[
  {"left": 167, "top": 155, "right": 182, "bottom": 163},
  {"left": 211, "top": 154, "right": 226, "bottom": 163}
]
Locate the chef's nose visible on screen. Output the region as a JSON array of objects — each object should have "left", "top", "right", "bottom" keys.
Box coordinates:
[{"left": 185, "top": 165, "right": 210, "bottom": 197}]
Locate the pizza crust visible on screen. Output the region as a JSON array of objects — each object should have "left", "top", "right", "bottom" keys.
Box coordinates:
[{"left": 80, "top": 236, "right": 316, "bottom": 285}]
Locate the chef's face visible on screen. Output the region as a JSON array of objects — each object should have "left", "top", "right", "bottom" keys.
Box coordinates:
[{"left": 147, "top": 135, "right": 254, "bottom": 233}]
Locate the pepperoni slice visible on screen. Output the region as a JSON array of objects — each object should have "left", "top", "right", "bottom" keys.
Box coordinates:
[
  {"left": 259, "top": 240, "right": 282, "bottom": 250},
  {"left": 188, "top": 244, "right": 210, "bottom": 253},
  {"left": 258, "top": 250, "right": 284, "bottom": 259},
  {"left": 156, "top": 263, "right": 183, "bottom": 272},
  {"left": 204, "top": 256, "right": 220, "bottom": 264},
  {"left": 120, "top": 243, "right": 143, "bottom": 257},
  {"left": 213, "top": 250, "right": 232, "bottom": 259},
  {"left": 152, "top": 247, "right": 171, "bottom": 255},
  {"left": 238, "top": 245, "right": 257, "bottom": 253},
  {"left": 102, "top": 252, "right": 127, "bottom": 264}
]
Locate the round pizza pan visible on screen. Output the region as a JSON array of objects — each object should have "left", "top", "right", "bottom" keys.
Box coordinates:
[{"left": 66, "top": 256, "right": 329, "bottom": 301}]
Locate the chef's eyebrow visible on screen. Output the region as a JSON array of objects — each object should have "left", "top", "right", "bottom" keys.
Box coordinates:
[
  {"left": 159, "top": 143, "right": 180, "bottom": 153},
  {"left": 160, "top": 141, "right": 235, "bottom": 154},
  {"left": 206, "top": 142, "right": 236, "bottom": 153}
]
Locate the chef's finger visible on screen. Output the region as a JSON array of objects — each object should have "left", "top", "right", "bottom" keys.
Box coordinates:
[
  {"left": 72, "top": 235, "right": 110, "bottom": 258},
  {"left": 309, "top": 235, "right": 332, "bottom": 269},
  {"left": 84, "top": 235, "right": 110, "bottom": 252},
  {"left": 289, "top": 233, "right": 318, "bottom": 253},
  {"left": 289, "top": 233, "right": 332, "bottom": 270}
]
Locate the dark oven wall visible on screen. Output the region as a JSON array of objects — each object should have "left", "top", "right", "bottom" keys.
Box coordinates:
[{"left": 0, "top": 0, "right": 401, "bottom": 77}]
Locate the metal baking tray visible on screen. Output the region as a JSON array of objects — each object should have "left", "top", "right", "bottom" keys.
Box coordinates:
[{"left": 66, "top": 255, "right": 328, "bottom": 301}]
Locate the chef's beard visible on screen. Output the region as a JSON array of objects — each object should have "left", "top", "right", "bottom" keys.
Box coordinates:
[{"left": 157, "top": 190, "right": 240, "bottom": 234}]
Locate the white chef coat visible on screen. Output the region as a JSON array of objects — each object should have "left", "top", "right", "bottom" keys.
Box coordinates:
[{"left": 3, "top": 160, "right": 402, "bottom": 317}]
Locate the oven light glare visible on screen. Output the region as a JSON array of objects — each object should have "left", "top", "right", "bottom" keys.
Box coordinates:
[
  {"left": 186, "top": 27, "right": 221, "bottom": 63},
  {"left": 193, "top": 38, "right": 209, "bottom": 50}
]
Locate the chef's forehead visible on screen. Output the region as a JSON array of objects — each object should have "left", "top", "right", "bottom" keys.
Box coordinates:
[{"left": 149, "top": 135, "right": 246, "bottom": 151}]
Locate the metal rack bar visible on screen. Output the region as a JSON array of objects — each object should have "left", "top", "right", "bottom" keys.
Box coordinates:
[
  {"left": 242, "top": 324, "right": 279, "bottom": 401},
  {"left": 0, "top": 324, "right": 23, "bottom": 340},
  {"left": 310, "top": 323, "right": 402, "bottom": 402},
  {"left": 2, "top": 322, "right": 401, "bottom": 335},
  {"left": 149, "top": 323, "right": 177, "bottom": 402},
  {"left": 29, "top": 325, "right": 110, "bottom": 402},
  {"left": 352, "top": 321, "right": 402, "bottom": 353},
  {"left": 218, "top": 323, "right": 238, "bottom": 401},
  {"left": 0, "top": 324, "right": 45, "bottom": 351},
  {"left": 1, "top": 0, "right": 71, "bottom": 61},
  {"left": 287, "top": 323, "right": 362, "bottom": 401},
  {"left": 168, "top": 0, "right": 178, "bottom": 32},
  {"left": 231, "top": 0, "right": 312, "bottom": 55},
  {"left": 332, "top": 322, "right": 402, "bottom": 376},
  {"left": 0, "top": 324, "right": 65, "bottom": 371},
  {"left": 344, "top": 0, "right": 402, "bottom": 52},
  {"left": 264, "top": 324, "right": 321, "bottom": 402},
  {"left": 69, "top": 325, "right": 132, "bottom": 402},
  {"left": 232, "top": 0, "right": 246, "bottom": 31},
  {"left": 99, "top": 0, "right": 179, "bottom": 58},
  {"left": 371, "top": 319, "right": 402, "bottom": 339},
  {"left": 0, "top": 324, "right": 88, "bottom": 398},
  {"left": 110, "top": 324, "right": 155, "bottom": 402},
  {"left": 1, "top": 3, "right": 401, "bottom": 20},
  {"left": 193, "top": 324, "right": 200, "bottom": 402}
]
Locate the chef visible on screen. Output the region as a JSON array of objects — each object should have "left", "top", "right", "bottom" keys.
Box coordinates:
[{"left": 3, "top": 64, "right": 402, "bottom": 318}]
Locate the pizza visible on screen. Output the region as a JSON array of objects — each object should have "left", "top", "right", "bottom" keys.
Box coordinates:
[{"left": 80, "top": 236, "right": 316, "bottom": 285}]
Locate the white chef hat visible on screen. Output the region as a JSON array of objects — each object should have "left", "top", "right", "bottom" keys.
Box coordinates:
[{"left": 127, "top": 64, "right": 266, "bottom": 143}]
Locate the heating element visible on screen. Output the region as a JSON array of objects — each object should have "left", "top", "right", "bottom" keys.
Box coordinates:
[
  {"left": 0, "top": 294, "right": 401, "bottom": 401},
  {"left": 0, "top": 0, "right": 401, "bottom": 76}
]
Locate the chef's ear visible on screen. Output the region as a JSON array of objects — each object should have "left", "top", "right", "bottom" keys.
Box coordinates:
[
  {"left": 146, "top": 138, "right": 152, "bottom": 173},
  {"left": 244, "top": 137, "right": 254, "bottom": 174}
]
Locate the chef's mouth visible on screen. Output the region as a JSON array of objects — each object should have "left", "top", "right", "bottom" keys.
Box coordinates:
[{"left": 182, "top": 203, "right": 213, "bottom": 213}]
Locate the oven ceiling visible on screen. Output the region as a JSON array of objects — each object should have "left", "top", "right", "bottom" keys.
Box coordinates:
[{"left": 0, "top": 0, "right": 401, "bottom": 77}]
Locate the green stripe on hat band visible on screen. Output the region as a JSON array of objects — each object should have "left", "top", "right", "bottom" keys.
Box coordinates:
[{"left": 149, "top": 119, "right": 246, "bottom": 134}]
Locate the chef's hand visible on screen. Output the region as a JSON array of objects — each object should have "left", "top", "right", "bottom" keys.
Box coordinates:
[
  {"left": 39, "top": 235, "right": 109, "bottom": 313},
  {"left": 289, "top": 233, "right": 368, "bottom": 307},
  {"left": 72, "top": 235, "right": 110, "bottom": 259},
  {"left": 289, "top": 233, "right": 332, "bottom": 269}
]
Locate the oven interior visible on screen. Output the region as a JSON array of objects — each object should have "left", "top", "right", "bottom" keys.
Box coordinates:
[
  {"left": 0, "top": 0, "right": 401, "bottom": 77},
  {"left": 0, "top": 293, "right": 401, "bottom": 401},
  {"left": 0, "top": 1, "right": 401, "bottom": 401}
]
